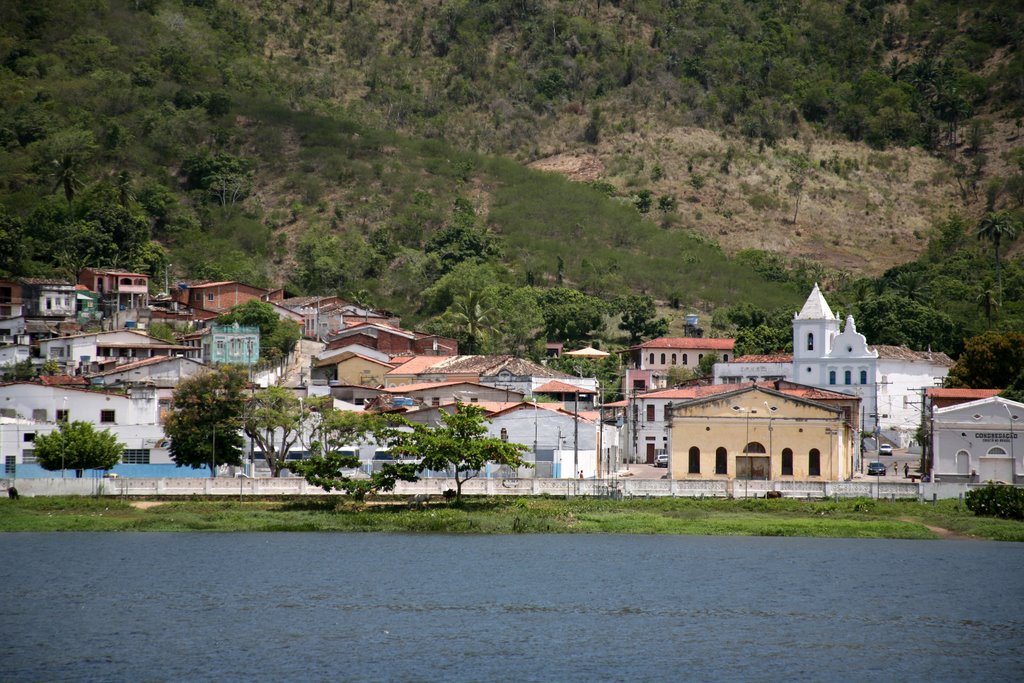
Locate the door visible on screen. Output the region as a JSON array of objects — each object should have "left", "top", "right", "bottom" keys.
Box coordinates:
[{"left": 646, "top": 443, "right": 656, "bottom": 464}]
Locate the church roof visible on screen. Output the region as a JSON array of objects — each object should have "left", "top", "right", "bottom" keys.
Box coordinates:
[
  {"left": 870, "top": 345, "right": 954, "bottom": 366},
  {"left": 794, "top": 283, "right": 836, "bottom": 321}
]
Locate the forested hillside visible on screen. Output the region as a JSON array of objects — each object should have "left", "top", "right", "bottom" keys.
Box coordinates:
[{"left": 0, "top": 0, "right": 1021, "bottom": 353}]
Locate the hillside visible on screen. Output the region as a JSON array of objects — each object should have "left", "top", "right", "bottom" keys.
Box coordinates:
[{"left": 0, "top": 0, "right": 1021, "bottom": 350}]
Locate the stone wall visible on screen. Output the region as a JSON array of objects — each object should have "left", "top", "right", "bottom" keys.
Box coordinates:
[{"left": 2, "top": 477, "right": 998, "bottom": 501}]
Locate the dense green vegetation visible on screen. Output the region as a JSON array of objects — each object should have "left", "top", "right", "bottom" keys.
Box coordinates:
[
  {"left": 2, "top": 495, "right": 1022, "bottom": 541},
  {"left": 0, "top": 1, "right": 1021, "bottom": 356}
]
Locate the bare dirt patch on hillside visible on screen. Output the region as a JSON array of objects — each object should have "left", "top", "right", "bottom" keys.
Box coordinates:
[
  {"left": 528, "top": 153, "right": 605, "bottom": 181},
  {"left": 536, "top": 123, "right": 963, "bottom": 277}
]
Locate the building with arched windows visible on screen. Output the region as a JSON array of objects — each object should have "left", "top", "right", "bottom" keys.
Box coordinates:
[
  {"left": 668, "top": 385, "right": 856, "bottom": 481},
  {"left": 714, "top": 284, "right": 953, "bottom": 449},
  {"left": 931, "top": 396, "right": 1023, "bottom": 483}
]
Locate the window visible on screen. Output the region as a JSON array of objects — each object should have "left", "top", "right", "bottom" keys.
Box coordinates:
[
  {"left": 23, "top": 432, "right": 35, "bottom": 442},
  {"left": 32, "top": 409, "right": 47, "bottom": 421},
  {"left": 781, "top": 448, "right": 793, "bottom": 476},
  {"left": 808, "top": 449, "right": 821, "bottom": 477},
  {"left": 807, "top": 333, "right": 814, "bottom": 351},
  {"left": 660, "top": 353, "right": 666, "bottom": 365},
  {"left": 4, "top": 456, "right": 14, "bottom": 474},
  {"left": 56, "top": 409, "right": 69, "bottom": 422},
  {"left": 723, "top": 354, "right": 728, "bottom": 362},
  {"left": 844, "top": 370, "right": 851, "bottom": 385},
  {"left": 860, "top": 370, "right": 867, "bottom": 384},
  {"left": 715, "top": 447, "right": 727, "bottom": 474},
  {"left": 688, "top": 447, "right": 701, "bottom": 474},
  {"left": 216, "top": 340, "right": 225, "bottom": 355},
  {"left": 829, "top": 370, "right": 836, "bottom": 385},
  {"left": 663, "top": 405, "right": 671, "bottom": 421},
  {"left": 431, "top": 397, "right": 440, "bottom": 407},
  {"left": 122, "top": 449, "right": 150, "bottom": 464},
  {"left": 100, "top": 410, "right": 116, "bottom": 424},
  {"left": 671, "top": 353, "right": 677, "bottom": 365},
  {"left": 207, "top": 293, "right": 215, "bottom": 301},
  {"left": 22, "top": 450, "right": 36, "bottom": 464},
  {"left": 744, "top": 442, "right": 766, "bottom": 454},
  {"left": 649, "top": 353, "right": 654, "bottom": 365},
  {"left": 698, "top": 354, "right": 704, "bottom": 361},
  {"left": 499, "top": 428, "right": 508, "bottom": 442},
  {"left": 646, "top": 405, "right": 655, "bottom": 422},
  {"left": 682, "top": 353, "right": 688, "bottom": 365}
]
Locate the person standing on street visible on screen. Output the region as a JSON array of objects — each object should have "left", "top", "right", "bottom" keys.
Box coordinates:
[
  {"left": 904, "top": 463, "right": 909, "bottom": 478},
  {"left": 893, "top": 461, "right": 899, "bottom": 476}
]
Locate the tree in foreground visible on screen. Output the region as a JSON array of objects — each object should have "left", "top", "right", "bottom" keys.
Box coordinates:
[
  {"left": 289, "top": 403, "right": 419, "bottom": 500},
  {"left": 164, "top": 366, "right": 248, "bottom": 476},
  {"left": 34, "top": 421, "right": 123, "bottom": 476},
  {"left": 241, "top": 386, "right": 302, "bottom": 477},
  {"left": 387, "top": 402, "right": 532, "bottom": 503}
]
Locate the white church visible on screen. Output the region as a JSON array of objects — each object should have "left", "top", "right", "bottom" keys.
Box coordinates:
[{"left": 715, "top": 284, "right": 953, "bottom": 447}]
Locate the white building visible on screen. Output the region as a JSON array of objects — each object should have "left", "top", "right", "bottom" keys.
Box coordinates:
[
  {"left": 485, "top": 403, "right": 599, "bottom": 478},
  {"left": 714, "top": 354, "right": 793, "bottom": 384},
  {"left": 0, "top": 382, "right": 172, "bottom": 472},
  {"left": 715, "top": 284, "right": 953, "bottom": 447},
  {"left": 37, "top": 329, "right": 199, "bottom": 374},
  {"left": 931, "top": 396, "right": 1022, "bottom": 483}
]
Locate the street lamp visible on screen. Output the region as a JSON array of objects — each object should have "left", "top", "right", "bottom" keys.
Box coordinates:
[{"left": 61, "top": 396, "right": 68, "bottom": 478}]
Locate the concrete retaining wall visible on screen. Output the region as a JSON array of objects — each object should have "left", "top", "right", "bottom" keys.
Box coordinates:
[{"left": 2, "top": 477, "right": 1007, "bottom": 501}]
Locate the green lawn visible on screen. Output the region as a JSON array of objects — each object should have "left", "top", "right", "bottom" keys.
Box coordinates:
[{"left": 2, "top": 496, "right": 1022, "bottom": 540}]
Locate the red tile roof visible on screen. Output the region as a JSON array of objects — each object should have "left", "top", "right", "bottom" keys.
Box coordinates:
[
  {"left": 385, "top": 355, "right": 448, "bottom": 375},
  {"left": 925, "top": 388, "right": 1002, "bottom": 399},
  {"left": 534, "top": 380, "right": 596, "bottom": 395},
  {"left": 639, "top": 384, "right": 740, "bottom": 400},
  {"left": 38, "top": 375, "right": 89, "bottom": 387},
  {"left": 633, "top": 337, "right": 735, "bottom": 351},
  {"left": 729, "top": 354, "right": 793, "bottom": 364}
]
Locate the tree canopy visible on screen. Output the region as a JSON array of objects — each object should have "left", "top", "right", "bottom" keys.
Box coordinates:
[
  {"left": 947, "top": 332, "right": 1024, "bottom": 390},
  {"left": 34, "top": 421, "right": 123, "bottom": 475},
  {"left": 164, "top": 366, "right": 248, "bottom": 476},
  {"left": 385, "top": 402, "right": 531, "bottom": 502}
]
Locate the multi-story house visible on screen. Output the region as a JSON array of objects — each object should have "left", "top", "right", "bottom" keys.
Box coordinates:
[
  {"left": 78, "top": 268, "right": 150, "bottom": 314},
  {"left": 622, "top": 336, "right": 735, "bottom": 393},
  {"left": 0, "top": 382, "right": 170, "bottom": 475},
  {"left": 18, "top": 278, "right": 76, "bottom": 319},
  {"left": 200, "top": 323, "right": 260, "bottom": 365}
]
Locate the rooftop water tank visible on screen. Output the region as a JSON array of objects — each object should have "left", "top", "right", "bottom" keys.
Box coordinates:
[{"left": 685, "top": 313, "right": 699, "bottom": 327}]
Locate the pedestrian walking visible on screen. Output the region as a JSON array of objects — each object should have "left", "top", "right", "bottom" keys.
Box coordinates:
[
  {"left": 893, "top": 462, "right": 899, "bottom": 476},
  {"left": 903, "top": 464, "right": 909, "bottom": 478}
]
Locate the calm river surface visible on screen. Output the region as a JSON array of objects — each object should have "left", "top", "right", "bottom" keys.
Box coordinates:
[{"left": 1, "top": 533, "right": 1022, "bottom": 682}]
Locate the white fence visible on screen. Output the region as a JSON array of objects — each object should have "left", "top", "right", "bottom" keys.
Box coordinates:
[{"left": 2, "top": 477, "right": 997, "bottom": 501}]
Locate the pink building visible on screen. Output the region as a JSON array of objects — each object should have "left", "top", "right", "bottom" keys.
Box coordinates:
[{"left": 78, "top": 268, "right": 150, "bottom": 312}]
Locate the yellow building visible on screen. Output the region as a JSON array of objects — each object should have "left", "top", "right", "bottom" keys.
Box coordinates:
[
  {"left": 315, "top": 351, "right": 394, "bottom": 387},
  {"left": 669, "top": 386, "right": 855, "bottom": 481}
]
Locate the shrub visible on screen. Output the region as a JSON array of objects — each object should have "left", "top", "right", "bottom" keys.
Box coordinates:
[{"left": 965, "top": 484, "right": 1024, "bottom": 520}]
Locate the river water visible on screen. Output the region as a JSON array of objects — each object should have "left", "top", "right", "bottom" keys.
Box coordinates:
[{"left": 1, "top": 533, "right": 1021, "bottom": 682}]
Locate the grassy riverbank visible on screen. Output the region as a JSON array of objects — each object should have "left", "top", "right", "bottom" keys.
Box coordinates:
[{"left": 3, "top": 496, "right": 1023, "bottom": 541}]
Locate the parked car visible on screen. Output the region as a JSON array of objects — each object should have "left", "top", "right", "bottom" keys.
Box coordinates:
[
  {"left": 867, "top": 461, "right": 887, "bottom": 476},
  {"left": 654, "top": 453, "right": 669, "bottom": 468},
  {"left": 879, "top": 443, "right": 893, "bottom": 456}
]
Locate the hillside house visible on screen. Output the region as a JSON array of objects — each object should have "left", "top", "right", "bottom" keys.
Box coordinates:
[
  {"left": 622, "top": 336, "right": 735, "bottom": 393},
  {"left": 78, "top": 268, "right": 150, "bottom": 313}
]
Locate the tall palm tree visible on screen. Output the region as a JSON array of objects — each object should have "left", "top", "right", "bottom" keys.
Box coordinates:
[
  {"left": 977, "top": 211, "right": 1020, "bottom": 305},
  {"left": 976, "top": 288, "right": 999, "bottom": 327},
  {"left": 451, "top": 290, "right": 495, "bottom": 354}
]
